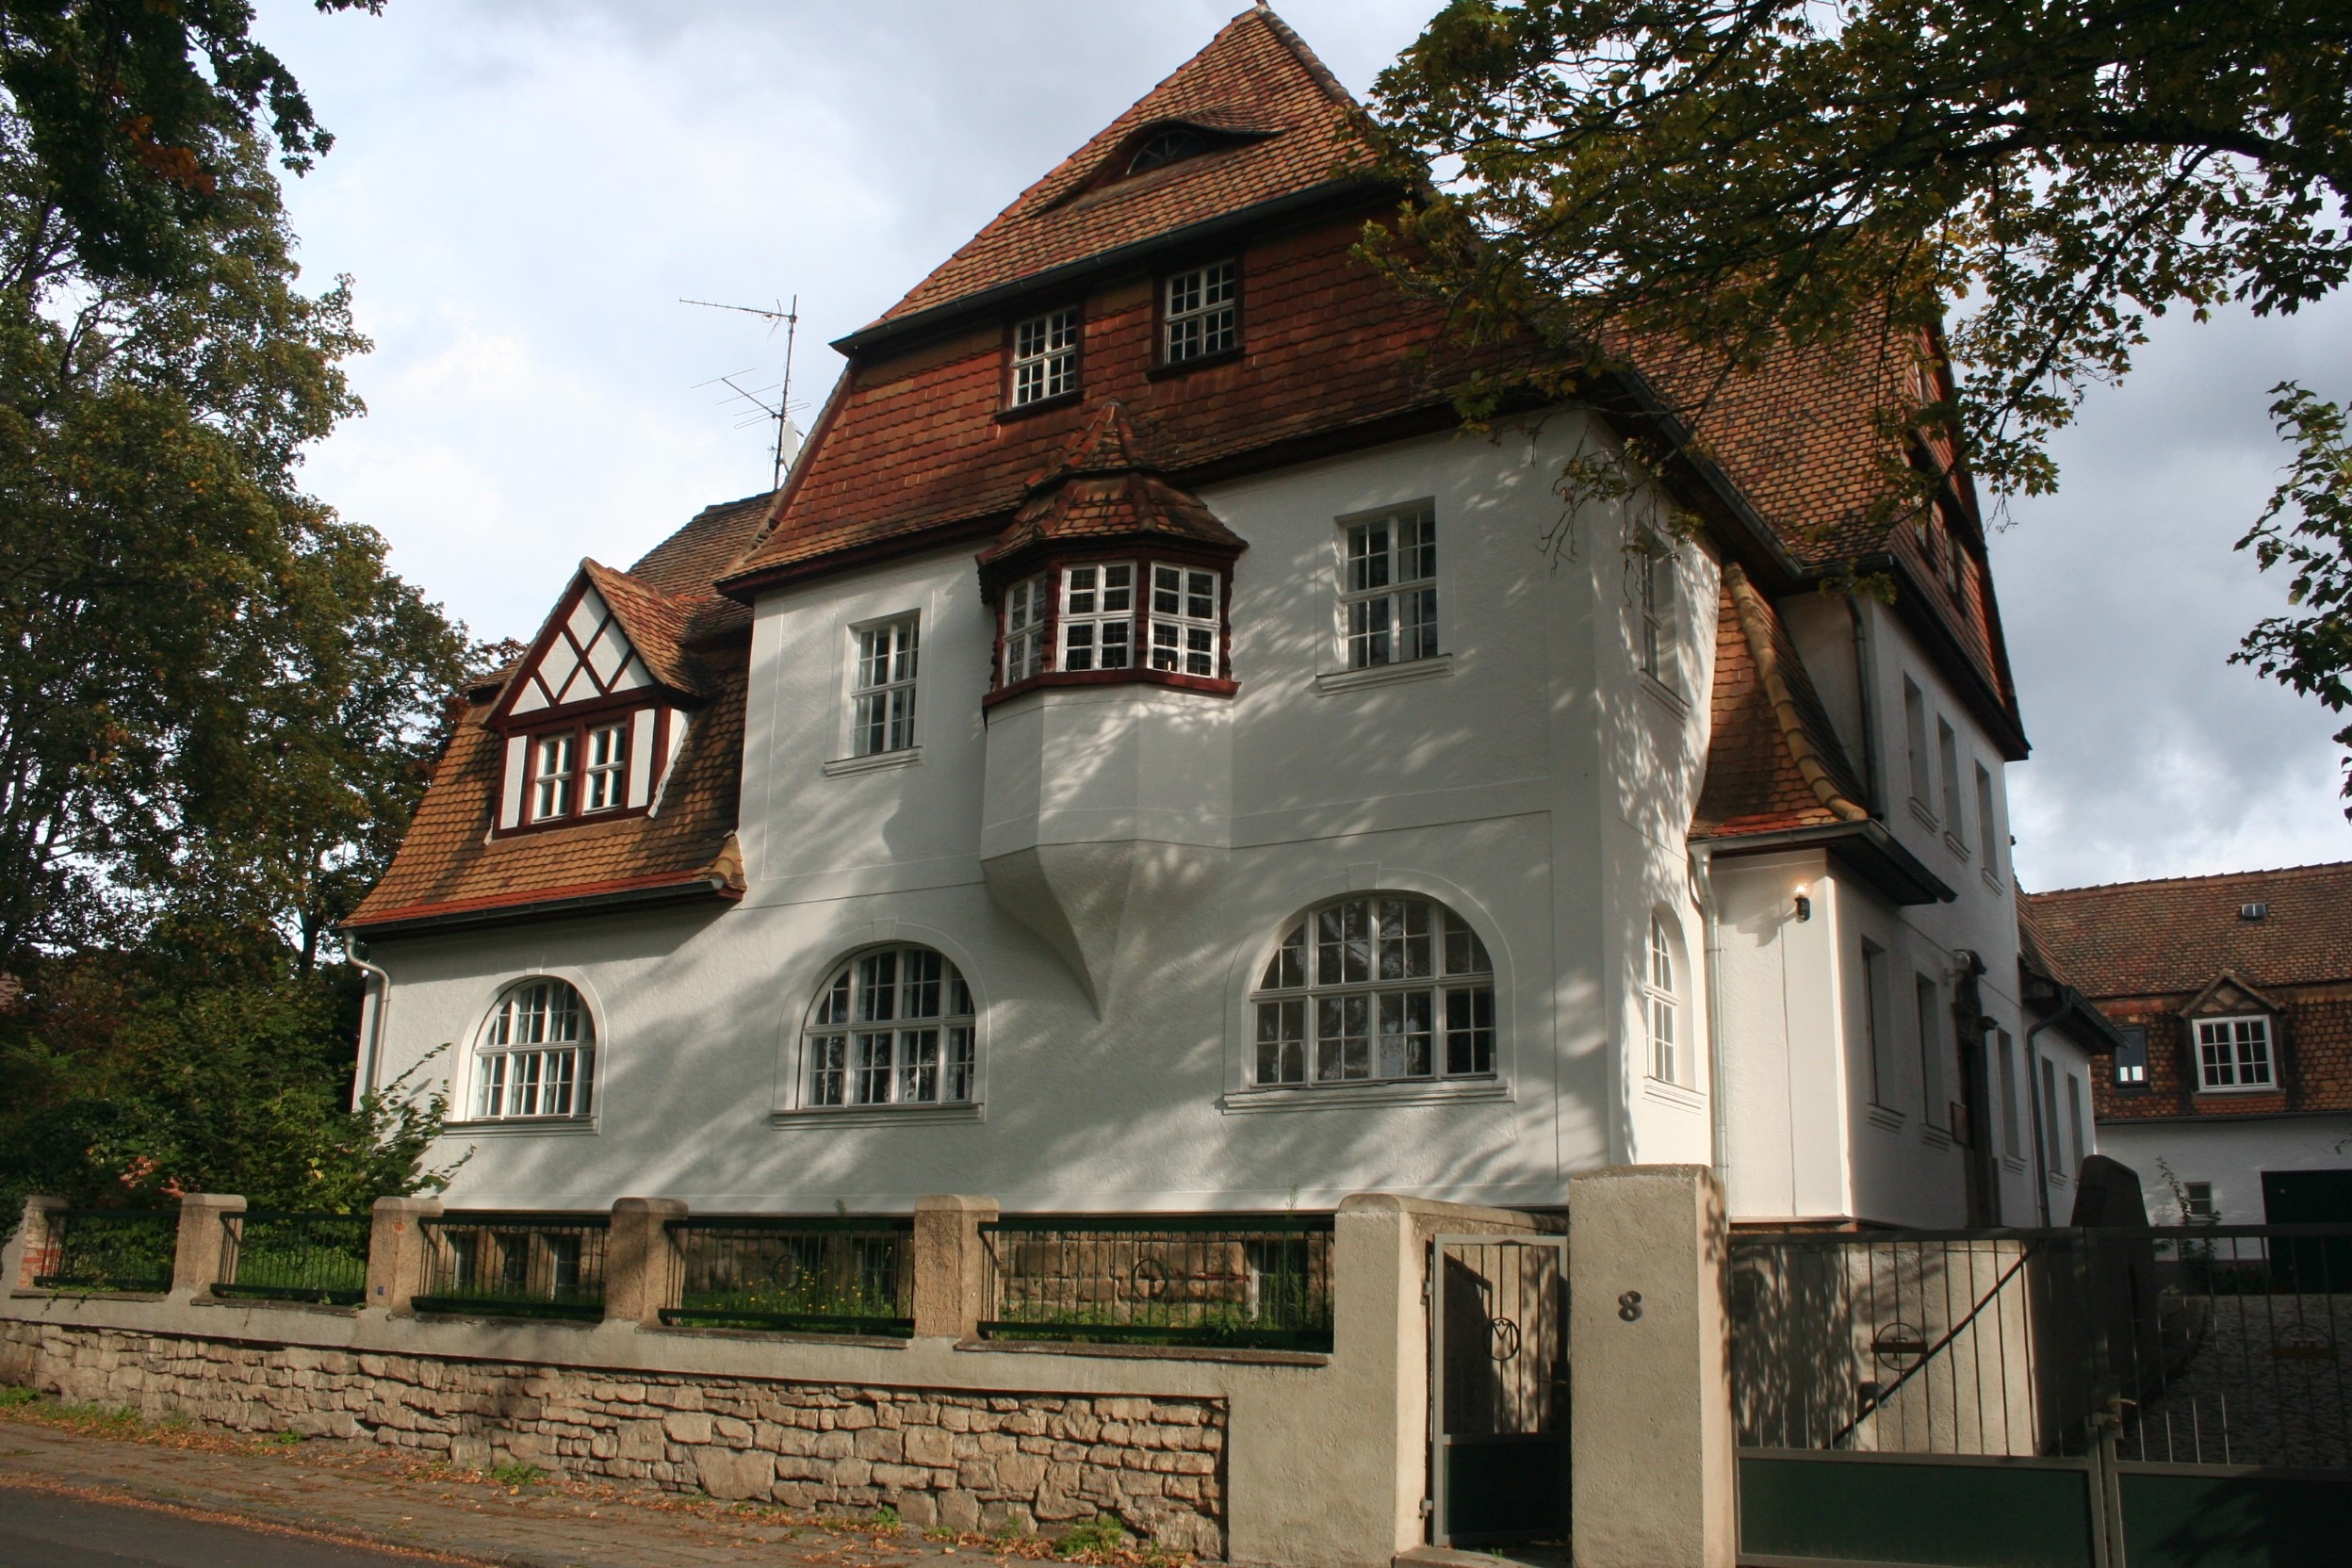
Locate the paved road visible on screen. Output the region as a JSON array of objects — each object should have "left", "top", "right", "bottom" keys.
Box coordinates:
[{"left": 0, "top": 1492, "right": 453, "bottom": 1567}]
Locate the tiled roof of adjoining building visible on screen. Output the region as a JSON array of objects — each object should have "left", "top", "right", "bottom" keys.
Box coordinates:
[
  {"left": 2022, "top": 862, "right": 2352, "bottom": 1001},
  {"left": 1693, "top": 564, "right": 1871, "bottom": 840}
]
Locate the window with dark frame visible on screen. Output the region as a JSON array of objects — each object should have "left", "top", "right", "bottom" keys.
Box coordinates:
[
  {"left": 2113, "top": 1024, "right": 2150, "bottom": 1092},
  {"left": 1163, "top": 261, "right": 1236, "bottom": 363},
  {"left": 1011, "top": 308, "right": 1080, "bottom": 406},
  {"left": 1128, "top": 126, "right": 1208, "bottom": 174},
  {"left": 528, "top": 718, "right": 631, "bottom": 825}
]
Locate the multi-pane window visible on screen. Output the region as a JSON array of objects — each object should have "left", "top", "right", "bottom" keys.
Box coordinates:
[
  {"left": 1916, "top": 973, "right": 1946, "bottom": 1125},
  {"left": 1011, "top": 308, "right": 1080, "bottom": 406},
  {"left": 582, "top": 721, "right": 628, "bottom": 812},
  {"left": 1251, "top": 895, "right": 1494, "bottom": 1086},
  {"left": 475, "top": 979, "right": 595, "bottom": 1120},
  {"left": 1149, "top": 564, "right": 1219, "bottom": 677},
  {"left": 1163, "top": 261, "right": 1236, "bottom": 363},
  {"left": 2196, "top": 1016, "right": 2274, "bottom": 1090},
  {"left": 1903, "top": 679, "right": 1932, "bottom": 814},
  {"left": 1637, "top": 537, "right": 1678, "bottom": 686},
  {"left": 2114, "top": 1024, "right": 2150, "bottom": 1092},
  {"left": 1059, "top": 564, "right": 1134, "bottom": 671},
  {"left": 1646, "top": 915, "right": 1680, "bottom": 1083},
  {"left": 1341, "top": 507, "right": 1438, "bottom": 669},
  {"left": 1002, "top": 577, "right": 1047, "bottom": 685},
  {"left": 806, "top": 946, "right": 976, "bottom": 1108},
  {"left": 531, "top": 732, "right": 576, "bottom": 822},
  {"left": 851, "top": 617, "right": 919, "bottom": 757},
  {"left": 2182, "top": 1182, "right": 2217, "bottom": 1221}
]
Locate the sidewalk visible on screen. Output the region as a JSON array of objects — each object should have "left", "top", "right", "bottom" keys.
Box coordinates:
[{"left": 0, "top": 1399, "right": 1126, "bottom": 1568}]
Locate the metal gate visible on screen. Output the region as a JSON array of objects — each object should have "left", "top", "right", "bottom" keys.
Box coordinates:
[
  {"left": 1429, "top": 1233, "right": 1570, "bottom": 1548},
  {"left": 1730, "top": 1224, "right": 2352, "bottom": 1567}
]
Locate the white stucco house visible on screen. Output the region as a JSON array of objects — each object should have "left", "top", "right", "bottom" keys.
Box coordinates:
[{"left": 345, "top": 6, "right": 2092, "bottom": 1232}]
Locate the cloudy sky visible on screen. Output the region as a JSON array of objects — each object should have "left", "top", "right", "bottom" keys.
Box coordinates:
[{"left": 251, "top": 0, "right": 2352, "bottom": 891}]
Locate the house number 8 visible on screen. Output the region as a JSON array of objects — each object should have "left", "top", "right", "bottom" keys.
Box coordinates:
[{"left": 1618, "top": 1291, "right": 1643, "bottom": 1322}]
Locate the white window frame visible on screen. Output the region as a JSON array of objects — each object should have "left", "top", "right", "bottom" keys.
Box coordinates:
[
  {"left": 1058, "top": 563, "right": 1135, "bottom": 672},
  {"left": 1001, "top": 576, "right": 1047, "bottom": 686},
  {"left": 530, "top": 731, "right": 576, "bottom": 823},
  {"left": 1903, "top": 678, "right": 1932, "bottom": 816},
  {"left": 473, "top": 978, "right": 596, "bottom": 1121},
  {"left": 1645, "top": 914, "right": 1682, "bottom": 1084},
  {"left": 1148, "top": 564, "right": 1220, "bottom": 678},
  {"left": 850, "top": 615, "right": 920, "bottom": 758},
  {"left": 1636, "top": 534, "right": 1679, "bottom": 689},
  {"left": 2194, "top": 1015, "right": 2275, "bottom": 1092},
  {"left": 1339, "top": 504, "right": 1439, "bottom": 670},
  {"left": 1163, "top": 260, "right": 1236, "bottom": 363},
  {"left": 581, "top": 720, "right": 628, "bottom": 813},
  {"left": 1250, "top": 894, "right": 1495, "bottom": 1087},
  {"left": 1937, "top": 718, "right": 1966, "bottom": 847},
  {"left": 1916, "top": 972, "right": 1946, "bottom": 1126},
  {"left": 804, "top": 945, "right": 977, "bottom": 1110},
  {"left": 1011, "top": 308, "right": 1079, "bottom": 406}
]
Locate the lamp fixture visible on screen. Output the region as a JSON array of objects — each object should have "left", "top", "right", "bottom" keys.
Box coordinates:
[{"left": 1793, "top": 883, "right": 1813, "bottom": 923}]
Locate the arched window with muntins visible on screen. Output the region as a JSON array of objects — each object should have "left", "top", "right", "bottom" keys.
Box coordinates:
[
  {"left": 475, "top": 978, "right": 595, "bottom": 1119},
  {"left": 1250, "top": 895, "right": 1494, "bottom": 1086},
  {"left": 1646, "top": 914, "right": 1682, "bottom": 1084},
  {"left": 806, "top": 946, "right": 976, "bottom": 1108}
]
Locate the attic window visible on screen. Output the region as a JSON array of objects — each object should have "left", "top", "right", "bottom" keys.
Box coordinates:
[{"left": 1128, "top": 126, "right": 1209, "bottom": 175}]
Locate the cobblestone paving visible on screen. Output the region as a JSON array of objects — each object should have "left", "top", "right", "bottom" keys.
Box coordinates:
[
  {"left": 0, "top": 1403, "right": 1147, "bottom": 1568},
  {"left": 2122, "top": 1292, "right": 2351, "bottom": 1468}
]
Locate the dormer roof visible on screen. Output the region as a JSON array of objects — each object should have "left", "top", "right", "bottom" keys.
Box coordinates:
[
  {"left": 978, "top": 400, "right": 1245, "bottom": 577},
  {"left": 492, "top": 561, "right": 705, "bottom": 727},
  {"left": 1694, "top": 564, "right": 1870, "bottom": 840},
  {"left": 859, "top": 6, "right": 1364, "bottom": 335}
]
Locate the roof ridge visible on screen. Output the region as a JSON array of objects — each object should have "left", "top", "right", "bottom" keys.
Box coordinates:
[
  {"left": 2025, "top": 859, "right": 2352, "bottom": 899},
  {"left": 1248, "top": 6, "right": 1356, "bottom": 108}
]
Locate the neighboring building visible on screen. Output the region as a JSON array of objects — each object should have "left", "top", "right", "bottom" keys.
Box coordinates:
[
  {"left": 2024, "top": 861, "right": 2352, "bottom": 1225},
  {"left": 345, "top": 7, "right": 2053, "bottom": 1229}
]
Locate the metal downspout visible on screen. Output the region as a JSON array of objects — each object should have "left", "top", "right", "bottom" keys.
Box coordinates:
[{"left": 349, "top": 947, "right": 392, "bottom": 1109}]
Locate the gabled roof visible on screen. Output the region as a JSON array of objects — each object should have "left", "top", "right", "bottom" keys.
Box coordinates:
[
  {"left": 867, "top": 6, "right": 1363, "bottom": 332},
  {"left": 496, "top": 564, "right": 703, "bottom": 723},
  {"left": 2023, "top": 861, "right": 2352, "bottom": 1000},
  {"left": 1694, "top": 564, "right": 1870, "bottom": 840},
  {"left": 977, "top": 400, "right": 1244, "bottom": 571}
]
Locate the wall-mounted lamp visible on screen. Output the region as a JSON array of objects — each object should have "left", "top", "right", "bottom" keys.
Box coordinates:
[{"left": 1793, "top": 883, "right": 1813, "bottom": 923}]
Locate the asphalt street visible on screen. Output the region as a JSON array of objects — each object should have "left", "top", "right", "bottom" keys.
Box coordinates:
[{"left": 0, "top": 1491, "right": 458, "bottom": 1568}]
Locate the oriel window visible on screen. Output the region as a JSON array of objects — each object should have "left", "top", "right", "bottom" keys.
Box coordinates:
[
  {"left": 1149, "top": 564, "right": 1219, "bottom": 678},
  {"left": 1059, "top": 563, "right": 1134, "bottom": 671}
]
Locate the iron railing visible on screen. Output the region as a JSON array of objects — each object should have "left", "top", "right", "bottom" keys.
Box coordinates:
[
  {"left": 661, "top": 1216, "right": 914, "bottom": 1335},
  {"left": 979, "top": 1214, "right": 1334, "bottom": 1351},
  {"left": 214, "top": 1212, "right": 371, "bottom": 1306},
  {"left": 30, "top": 1210, "right": 177, "bottom": 1294},
  {"left": 413, "top": 1212, "right": 608, "bottom": 1320}
]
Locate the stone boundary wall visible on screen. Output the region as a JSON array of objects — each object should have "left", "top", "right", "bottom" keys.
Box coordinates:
[{"left": 0, "top": 1322, "right": 1227, "bottom": 1558}]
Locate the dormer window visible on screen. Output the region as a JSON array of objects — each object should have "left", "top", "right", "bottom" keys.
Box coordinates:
[
  {"left": 1163, "top": 262, "right": 1237, "bottom": 364},
  {"left": 526, "top": 717, "right": 631, "bottom": 824},
  {"left": 1128, "top": 126, "right": 1209, "bottom": 175},
  {"left": 2196, "top": 1016, "right": 2275, "bottom": 1092},
  {"left": 1011, "top": 308, "right": 1081, "bottom": 407}
]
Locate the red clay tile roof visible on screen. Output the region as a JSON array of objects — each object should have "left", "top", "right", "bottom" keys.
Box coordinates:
[
  {"left": 579, "top": 561, "right": 703, "bottom": 698},
  {"left": 978, "top": 400, "right": 1244, "bottom": 568},
  {"left": 626, "top": 490, "right": 776, "bottom": 641},
  {"left": 2020, "top": 862, "right": 2352, "bottom": 1001},
  {"left": 1694, "top": 564, "right": 1871, "bottom": 840},
  {"left": 872, "top": 7, "right": 1363, "bottom": 327}
]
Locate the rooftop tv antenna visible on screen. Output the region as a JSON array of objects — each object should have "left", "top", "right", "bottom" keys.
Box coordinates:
[{"left": 681, "top": 293, "right": 804, "bottom": 491}]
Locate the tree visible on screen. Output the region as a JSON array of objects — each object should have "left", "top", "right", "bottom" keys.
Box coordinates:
[{"left": 1362, "top": 0, "right": 2352, "bottom": 801}]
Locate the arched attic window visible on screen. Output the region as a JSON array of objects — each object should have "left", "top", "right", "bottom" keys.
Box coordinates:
[
  {"left": 1128, "top": 125, "right": 1209, "bottom": 175},
  {"left": 1250, "top": 894, "right": 1495, "bottom": 1087}
]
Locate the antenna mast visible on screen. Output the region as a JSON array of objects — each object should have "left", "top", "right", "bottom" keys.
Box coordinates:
[{"left": 682, "top": 293, "right": 804, "bottom": 491}]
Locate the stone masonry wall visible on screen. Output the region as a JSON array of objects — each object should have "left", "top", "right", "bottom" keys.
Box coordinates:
[{"left": 0, "top": 1322, "right": 1227, "bottom": 1557}]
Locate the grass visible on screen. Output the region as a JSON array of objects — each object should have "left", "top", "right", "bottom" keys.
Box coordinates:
[
  {"left": 489, "top": 1460, "right": 548, "bottom": 1488},
  {"left": 0, "top": 1386, "right": 39, "bottom": 1409},
  {"left": 1054, "top": 1517, "right": 1127, "bottom": 1558}
]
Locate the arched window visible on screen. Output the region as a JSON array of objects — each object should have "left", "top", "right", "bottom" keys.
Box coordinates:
[
  {"left": 475, "top": 979, "right": 595, "bottom": 1119},
  {"left": 806, "top": 946, "right": 975, "bottom": 1108},
  {"left": 1646, "top": 914, "right": 1682, "bottom": 1084},
  {"left": 1127, "top": 126, "right": 1208, "bottom": 175},
  {"left": 1251, "top": 895, "right": 1494, "bottom": 1086}
]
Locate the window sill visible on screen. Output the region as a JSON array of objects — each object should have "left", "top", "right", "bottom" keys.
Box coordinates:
[
  {"left": 994, "top": 391, "right": 1082, "bottom": 425},
  {"left": 770, "top": 1102, "right": 985, "bottom": 1128},
  {"left": 1639, "top": 674, "right": 1690, "bottom": 720},
  {"left": 2191, "top": 1084, "right": 2279, "bottom": 1098},
  {"left": 1314, "top": 653, "right": 1453, "bottom": 696},
  {"left": 984, "top": 669, "right": 1236, "bottom": 710},
  {"left": 1865, "top": 1103, "right": 1906, "bottom": 1132},
  {"left": 1908, "top": 799, "right": 1940, "bottom": 835},
  {"left": 1944, "top": 833, "right": 1971, "bottom": 864},
  {"left": 824, "top": 746, "right": 923, "bottom": 777},
  {"left": 1921, "top": 1124, "right": 1952, "bottom": 1150},
  {"left": 1146, "top": 347, "right": 1244, "bottom": 381},
  {"left": 1218, "top": 1076, "right": 1508, "bottom": 1114},
  {"left": 1642, "top": 1076, "right": 1706, "bottom": 1112},
  {"left": 440, "top": 1118, "right": 600, "bottom": 1136},
  {"left": 1982, "top": 867, "right": 2005, "bottom": 895}
]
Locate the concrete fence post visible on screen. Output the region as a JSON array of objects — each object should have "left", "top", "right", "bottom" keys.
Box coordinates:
[
  {"left": 171, "top": 1193, "right": 248, "bottom": 1298},
  {"left": 911, "top": 1195, "right": 998, "bottom": 1339},
  {"left": 606, "top": 1197, "right": 688, "bottom": 1327},
  {"left": 4, "top": 1195, "right": 66, "bottom": 1292},
  {"left": 1569, "top": 1164, "right": 1737, "bottom": 1568},
  {"left": 368, "top": 1195, "right": 443, "bottom": 1315}
]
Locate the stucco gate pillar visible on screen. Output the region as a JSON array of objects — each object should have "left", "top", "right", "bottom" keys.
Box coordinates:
[{"left": 1568, "top": 1165, "right": 1736, "bottom": 1568}]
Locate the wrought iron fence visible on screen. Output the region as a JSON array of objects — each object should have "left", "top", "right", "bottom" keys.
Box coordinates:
[
  {"left": 214, "top": 1212, "right": 371, "bottom": 1306},
  {"left": 979, "top": 1213, "right": 1334, "bottom": 1351},
  {"left": 412, "top": 1212, "right": 608, "bottom": 1320},
  {"left": 2100, "top": 1224, "right": 2350, "bottom": 1469},
  {"left": 661, "top": 1216, "right": 914, "bottom": 1335},
  {"left": 31, "top": 1210, "right": 178, "bottom": 1294}
]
